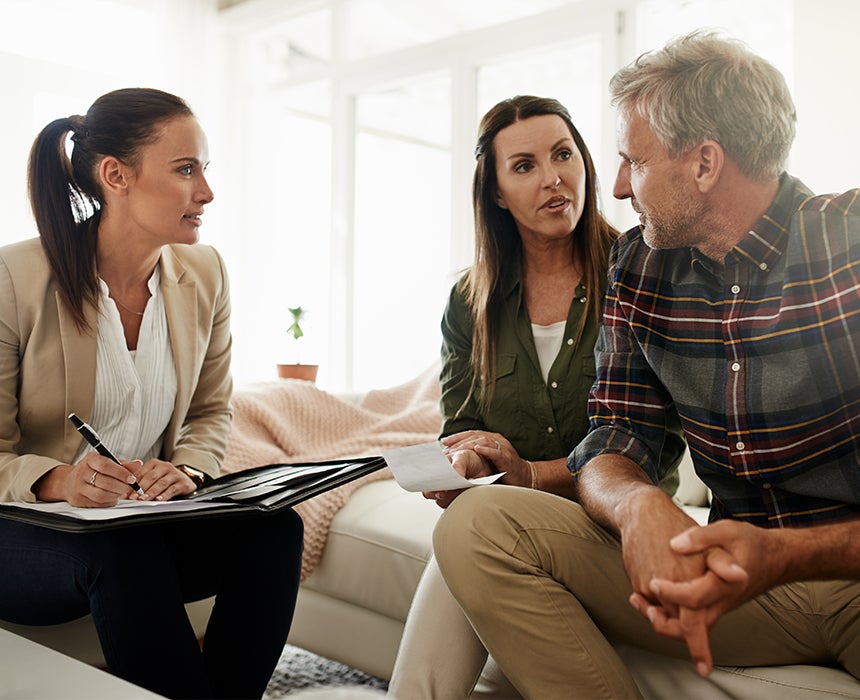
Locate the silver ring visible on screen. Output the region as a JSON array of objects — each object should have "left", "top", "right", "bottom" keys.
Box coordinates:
[
  {"left": 89, "top": 470, "right": 97, "bottom": 486},
  {"left": 494, "top": 440, "right": 501, "bottom": 451}
]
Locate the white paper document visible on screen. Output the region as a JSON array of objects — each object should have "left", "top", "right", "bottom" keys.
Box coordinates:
[
  {"left": 381, "top": 441, "right": 505, "bottom": 492},
  {"left": 3, "top": 498, "right": 227, "bottom": 521}
]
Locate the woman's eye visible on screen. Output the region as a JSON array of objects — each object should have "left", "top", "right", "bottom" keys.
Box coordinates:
[
  {"left": 514, "top": 162, "right": 533, "bottom": 174},
  {"left": 557, "top": 149, "right": 572, "bottom": 161},
  {"left": 178, "top": 164, "right": 193, "bottom": 176}
]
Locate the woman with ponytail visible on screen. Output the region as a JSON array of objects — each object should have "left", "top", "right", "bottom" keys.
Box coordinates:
[{"left": 0, "top": 88, "right": 303, "bottom": 699}]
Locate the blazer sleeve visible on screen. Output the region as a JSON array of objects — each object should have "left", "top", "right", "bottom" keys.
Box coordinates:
[{"left": 0, "top": 243, "right": 78, "bottom": 502}]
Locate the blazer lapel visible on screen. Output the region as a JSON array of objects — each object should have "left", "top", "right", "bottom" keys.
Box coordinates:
[{"left": 160, "top": 248, "right": 198, "bottom": 452}]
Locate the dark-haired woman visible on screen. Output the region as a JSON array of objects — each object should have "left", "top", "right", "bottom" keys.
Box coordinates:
[
  {"left": 388, "top": 96, "right": 684, "bottom": 698},
  {"left": 0, "top": 88, "right": 303, "bottom": 699}
]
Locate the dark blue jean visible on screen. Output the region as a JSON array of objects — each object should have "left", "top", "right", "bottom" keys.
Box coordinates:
[{"left": 0, "top": 508, "right": 303, "bottom": 699}]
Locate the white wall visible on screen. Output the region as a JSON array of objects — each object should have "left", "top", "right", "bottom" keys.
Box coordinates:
[
  {"left": 0, "top": 0, "right": 222, "bottom": 248},
  {"left": 791, "top": 0, "right": 860, "bottom": 194}
]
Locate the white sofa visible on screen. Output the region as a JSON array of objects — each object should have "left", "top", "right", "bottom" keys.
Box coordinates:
[{"left": 3, "top": 450, "right": 860, "bottom": 699}]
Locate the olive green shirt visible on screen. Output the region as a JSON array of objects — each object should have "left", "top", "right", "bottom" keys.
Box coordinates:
[
  {"left": 439, "top": 263, "right": 596, "bottom": 463},
  {"left": 439, "top": 256, "right": 682, "bottom": 493}
]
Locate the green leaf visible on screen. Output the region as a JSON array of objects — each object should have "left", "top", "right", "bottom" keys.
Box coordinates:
[{"left": 287, "top": 306, "right": 305, "bottom": 340}]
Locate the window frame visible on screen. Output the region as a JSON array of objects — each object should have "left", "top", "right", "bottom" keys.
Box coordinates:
[{"left": 219, "top": 0, "right": 627, "bottom": 390}]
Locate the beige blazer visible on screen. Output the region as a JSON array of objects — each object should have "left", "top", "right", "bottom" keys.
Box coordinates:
[{"left": 0, "top": 237, "right": 233, "bottom": 502}]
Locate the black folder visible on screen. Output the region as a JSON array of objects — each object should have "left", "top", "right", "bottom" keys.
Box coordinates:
[{"left": 0, "top": 456, "right": 386, "bottom": 532}]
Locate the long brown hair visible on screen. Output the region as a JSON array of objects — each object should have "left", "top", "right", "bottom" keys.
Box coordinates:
[
  {"left": 463, "top": 95, "right": 618, "bottom": 411},
  {"left": 27, "top": 87, "right": 194, "bottom": 330}
]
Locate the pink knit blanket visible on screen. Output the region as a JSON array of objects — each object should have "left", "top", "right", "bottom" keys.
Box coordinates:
[{"left": 222, "top": 363, "right": 442, "bottom": 580}]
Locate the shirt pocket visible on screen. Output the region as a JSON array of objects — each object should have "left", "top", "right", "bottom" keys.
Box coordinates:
[
  {"left": 482, "top": 354, "right": 524, "bottom": 442},
  {"left": 496, "top": 353, "right": 517, "bottom": 379}
]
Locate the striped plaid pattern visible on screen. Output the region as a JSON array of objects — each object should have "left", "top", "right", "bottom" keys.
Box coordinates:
[{"left": 570, "top": 174, "right": 860, "bottom": 527}]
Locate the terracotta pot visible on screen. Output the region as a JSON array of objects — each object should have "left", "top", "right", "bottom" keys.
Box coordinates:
[{"left": 276, "top": 364, "right": 319, "bottom": 382}]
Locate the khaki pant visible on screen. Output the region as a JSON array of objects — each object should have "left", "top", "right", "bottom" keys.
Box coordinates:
[
  {"left": 433, "top": 486, "right": 860, "bottom": 699},
  {"left": 388, "top": 556, "right": 521, "bottom": 699}
]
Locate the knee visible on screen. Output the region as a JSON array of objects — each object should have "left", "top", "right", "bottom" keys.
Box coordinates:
[
  {"left": 433, "top": 487, "right": 489, "bottom": 561},
  {"left": 275, "top": 507, "right": 304, "bottom": 546},
  {"left": 432, "top": 487, "right": 528, "bottom": 585},
  {"left": 245, "top": 507, "right": 302, "bottom": 534},
  {"left": 245, "top": 508, "right": 304, "bottom": 558},
  {"left": 213, "top": 510, "right": 304, "bottom": 584}
]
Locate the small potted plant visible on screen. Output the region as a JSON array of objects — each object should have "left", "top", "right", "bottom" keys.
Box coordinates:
[{"left": 276, "top": 306, "right": 319, "bottom": 382}]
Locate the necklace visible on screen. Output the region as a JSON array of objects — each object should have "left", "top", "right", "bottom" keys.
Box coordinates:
[{"left": 111, "top": 294, "right": 145, "bottom": 317}]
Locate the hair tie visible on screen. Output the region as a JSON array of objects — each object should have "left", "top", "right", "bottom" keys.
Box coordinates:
[{"left": 69, "top": 115, "right": 89, "bottom": 143}]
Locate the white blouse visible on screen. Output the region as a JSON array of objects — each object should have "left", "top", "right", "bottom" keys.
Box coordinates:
[{"left": 73, "top": 266, "right": 178, "bottom": 464}]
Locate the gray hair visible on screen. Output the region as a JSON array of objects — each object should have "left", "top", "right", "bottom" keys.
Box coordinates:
[{"left": 609, "top": 31, "right": 796, "bottom": 181}]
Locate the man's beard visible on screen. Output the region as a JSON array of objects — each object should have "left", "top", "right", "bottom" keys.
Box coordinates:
[{"left": 640, "top": 184, "right": 709, "bottom": 251}]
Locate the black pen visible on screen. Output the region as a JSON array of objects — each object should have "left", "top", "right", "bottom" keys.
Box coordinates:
[{"left": 68, "top": 413, "right": 146, "bottom": 497}]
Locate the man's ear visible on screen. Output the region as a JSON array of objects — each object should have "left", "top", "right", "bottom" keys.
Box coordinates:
[
  {"left": 691, "top": 140, "right": 723, "bottom": 194},
  {"left": 98, "top": 156, "right": 132, "bottom": 196}
]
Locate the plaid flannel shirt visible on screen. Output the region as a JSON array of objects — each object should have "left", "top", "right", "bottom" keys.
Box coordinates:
[{"left": 570, "top": 173, "right": 860, "bottom": 527}]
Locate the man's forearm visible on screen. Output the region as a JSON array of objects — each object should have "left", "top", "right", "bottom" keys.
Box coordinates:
[
  {"left": 774, "top": 519, "right": 860, "bottom": 583},
  {"left": 576, "top": 453, "right": 673, "bottom": 535}
]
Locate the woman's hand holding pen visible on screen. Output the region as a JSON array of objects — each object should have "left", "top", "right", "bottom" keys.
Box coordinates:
[
  {"left": 126, "top": 460, "right": 197, "bottom": 501},
  {"left": 33, "top": 456, "right": 196, "bottom": 506},
  {"left": 33, "top": 454, "right": 144, "bottom": 507}
]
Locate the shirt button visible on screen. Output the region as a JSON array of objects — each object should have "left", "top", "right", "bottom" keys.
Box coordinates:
[
  {"left": 731, "top": 284, "right": 741, "bottom": 294},
  {"left": 550, "top": 381, "right": 558, "bottom": 389},
  {"left": 579, "top": 296, "right": 587, "bottom": 303},
  {"left": 760, "top": 262, "right": 768, "bottom": 271},
  {"left": 547, "top": 426, "right": 554, "bottom": 433},
  {"left": 762, "top": 483, "right": 772, "bottom": 489},
  {"left": 566, "top": 338, "right": 573, "bottom": 346},
  {"left": 731, "top": 362, "right": 741, "bottom": 372},
  {"left": 736, "top": 441, "right": 745, "bottom": 451}
]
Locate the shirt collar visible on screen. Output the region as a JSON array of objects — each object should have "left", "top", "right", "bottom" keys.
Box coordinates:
[
  {"left": 502, "top": 244, "right": 525, "bottom": 297},
  {"left": 726, "top": 172, "right": 814, "bottom": 271}
]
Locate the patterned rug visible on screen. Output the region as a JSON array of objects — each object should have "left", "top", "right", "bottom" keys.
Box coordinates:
[{"left": 265, "top": 644, "right": 389, "bottom": 698}]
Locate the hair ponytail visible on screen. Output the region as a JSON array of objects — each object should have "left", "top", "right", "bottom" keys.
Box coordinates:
[{"left": 27, "top": 116, "right": 99, "bottom": 330}]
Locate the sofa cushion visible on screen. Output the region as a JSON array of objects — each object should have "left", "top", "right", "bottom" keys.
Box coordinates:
[
  {"left": 616, "top": 644, "right": 860, "bottom": 699},
  {"left": 303, "top": 479, "right": 441, "bottom": 622},
  {"left": 675, "top": 447, "right": 709, "bottom": 508}
]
